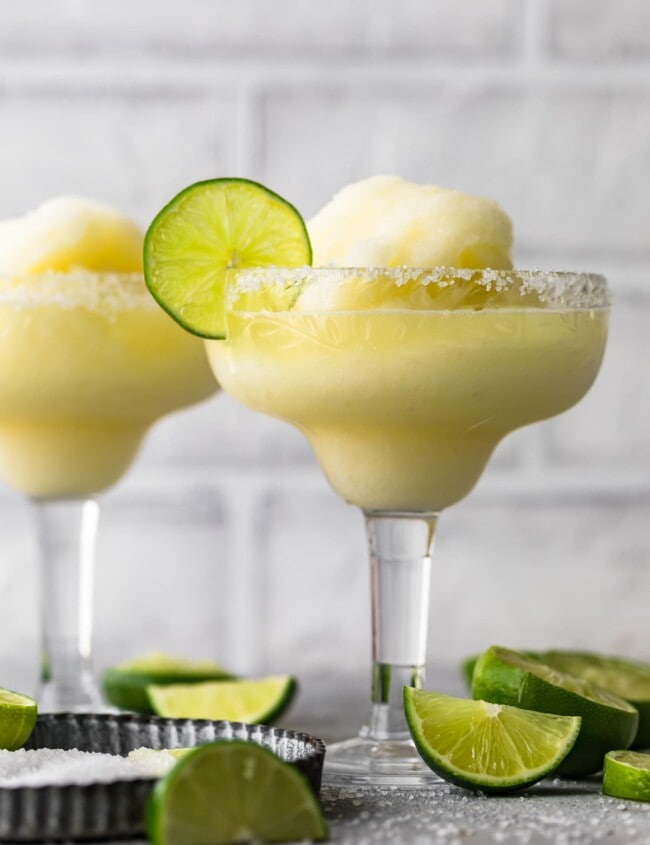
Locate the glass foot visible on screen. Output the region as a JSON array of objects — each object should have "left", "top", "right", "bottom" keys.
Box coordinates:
[
  {"left": 37, "top": 674, "right": 105, "bottom": 713},
  {"left": 323, "top": 735, "right": 441, "bottom": 787}
]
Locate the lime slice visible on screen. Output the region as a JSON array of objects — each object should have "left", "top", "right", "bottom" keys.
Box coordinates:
[
  {"left": 148, "top": 675, "right": 297, "bottom": 724},
  {"left": 146, "top": 740, "right": 327, "bottom": 845},
  {"left": 102, "top": 652, "right": 232, "bottom": 713},
  {"left": 472, "top": 646, "right": 639, "bottom": 777},
  {"left": 603, "top": 750, "right": 650, "bottom": 801},
  {"left": 144, "top": 178, "right": 312, "bottom": 339},
  {"left": 404, "top": 688, "right": 580, "bottom": 793},
  {"left": 0, "top": 688, "right": 37, "bottom": 750},
  {"left": 540, "top": 650, "right": 650, "bottom": 749}
]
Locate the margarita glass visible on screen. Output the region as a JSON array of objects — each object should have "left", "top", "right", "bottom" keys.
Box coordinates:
[
  {"left": 0, "top": 271, "right": 217, "bottom": 711},
  {"left": 208, "top": 266, "right": 609, "bottom": 785}
]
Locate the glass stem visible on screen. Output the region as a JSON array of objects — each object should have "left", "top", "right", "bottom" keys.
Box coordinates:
[
  {"left": 34, "top": 499, "right": 103, "bottom": 712},
  {"left": 362, "top": 511, "right": 438, "bottom": 741}
]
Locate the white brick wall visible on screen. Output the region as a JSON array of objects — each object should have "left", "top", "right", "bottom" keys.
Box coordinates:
[{"left": 0, "top": 0, "right": 649, "bottom": 701}]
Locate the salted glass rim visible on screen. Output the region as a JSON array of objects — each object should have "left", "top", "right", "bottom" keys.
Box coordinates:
[
  {"left": 0, "top": 270, "right": 154, "bottom": 309},
  {"left": 225, "top": 266, "right": 610, "bottom": 311}
]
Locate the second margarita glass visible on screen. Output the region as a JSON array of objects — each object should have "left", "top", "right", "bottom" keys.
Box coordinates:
[
  {"left": 0, "top": 271, "right": 217, "bottom": 711},
  {"left": 207, "top": 266, "right": 609, "bottom": 786}
]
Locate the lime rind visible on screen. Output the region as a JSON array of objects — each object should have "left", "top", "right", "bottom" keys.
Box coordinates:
[
  {"left": 144, "top": 178, "right": 312, "bottom": 339},
  {"left": 147, "top": 675, "right": 297, "bottom": 724},
  {"left": 603, "top": 750, "right": 650, "bottom": 801},
  {"left": 146, "top": 740, "right": 327, "bottom": 845},
  {"left": 404, "top": 688, "right": 580, "bottom": 793}
]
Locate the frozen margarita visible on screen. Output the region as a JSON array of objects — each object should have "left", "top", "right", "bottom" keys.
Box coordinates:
[
  {"left": 0, "top": 197, "right": 216, "bottom": 498},
  {"left": 143, "top": 174, "right": 609, "bottom": 784},
  {"left": 209, "top": 177, "right": 607, "bottom": 512}
]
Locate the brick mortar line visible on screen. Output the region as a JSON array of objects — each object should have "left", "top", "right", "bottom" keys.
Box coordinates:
[
  {"left": 2, "top": 61, "right": 650, "bottom": 89},
  {"left": 236, "top": 86, "right": 264, "bottom": 177}
]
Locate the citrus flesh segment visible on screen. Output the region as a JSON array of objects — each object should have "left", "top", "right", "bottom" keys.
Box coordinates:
[
  {"left": 144, "top": 178, "right": 312, "bottom": 339},
  {"left": 603, "top": 750, "right": 650, "bottom": 802},
  {"left": 146, "top": 740, "right": 327, "bottom": 845},
  {"left": 102, "top": 652, "right": 232, "bottom": 713},
  {"left": 540, "top": 650, "right": 650, "bottom": 749},
  {"left": 404, "top": 688, "right": 580, "bottom": 793},
  {"left": 0, "top": 689, "right": 38, "bottom": 750},
  {"left": 472, "top": 646, "right": 639, "bottom": 777},
  {"left": 148, "top": 675, "right": 297, "bottom": 724}
]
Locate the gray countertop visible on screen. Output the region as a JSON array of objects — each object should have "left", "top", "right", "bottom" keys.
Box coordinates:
[
  {"left": 39, "top": 666, "right": 650, "bottom": 844},
  {"left": 100, "top": 777, "right": 650, "bottom": 845},
  {"left": 282, "top": 667, "right": 650, "bottom": 844},
  {"left": 321, "top": 777, "right": 650, "bottom": 844}
]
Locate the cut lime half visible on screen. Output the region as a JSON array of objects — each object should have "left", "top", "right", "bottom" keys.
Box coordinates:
[
  {"left": 102, "top": 652, "right": 232, "bottom": 713},
  {"left": 472, "top": 646, "right": 639, "bottom": 777},
  {"left": 146, "top": 740, "right": 327, "bottom": 845},
  {"left": 148, "top": 675, "right": 297, "bottom": 724},
  {"left": 0, "top": 688, "right": 37, "bottom": 750},
  {"left": 144, "top": 178, "right": 312, "bottom": 339},
  {"left": 603, "top": 750, "right": 650, "bottom": 802},
  {"left": 404, "top": 688, "right": 580, "bottom": 793}
]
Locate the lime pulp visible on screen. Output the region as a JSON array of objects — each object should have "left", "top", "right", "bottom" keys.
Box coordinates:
[
  {"left": 404, "top": 687, "right": 581, "bottom": 793},
  {"left": 147, "top": 675, "right": 297, "bottom": 724}
]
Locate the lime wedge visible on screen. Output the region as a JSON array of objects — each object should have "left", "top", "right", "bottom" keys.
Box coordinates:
[
  {"left": 540, "top": 650, "right": 650, "bottom": 749},
  {"left": 404, "top": 688, "right": 580, "bottom": 793},
  {"left": 472, "top": 647, "right": 639, "bottom": 777},
  {"left": 0, "top": 688, "right": 37, "bottom": 750},
  {"left": 603, "top": 750, "right": 650, "bottom": 801},
  {"left": 102, "top": 652, "right": 232, "bottom": 713},
  {"left": 146, "top": 740, "right": 328, "bottom": 845},
  {"left": 144, "top": 178, "right": 312, "bottom": 339},
  {"left": 148, "top": 675, "right": 297, "bottom": 724}
]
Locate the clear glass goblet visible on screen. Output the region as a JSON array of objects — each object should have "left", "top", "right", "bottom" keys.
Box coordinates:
[
  {"left": 208, "top": 266, "right": 609, "bottom": 785},
  {"left": 0, "top": 271, "right": 217, "bottom": 711}
]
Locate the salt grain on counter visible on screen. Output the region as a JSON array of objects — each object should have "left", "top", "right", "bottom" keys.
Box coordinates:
[{"left": 0, "top": 747, "right": 177, "bottom": 788}]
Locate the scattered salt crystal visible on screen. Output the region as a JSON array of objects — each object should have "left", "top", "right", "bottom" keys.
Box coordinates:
[
  {"left": 0, "top": 747, "right": 176, "bottom": 788},
  {"left": 126, "top": 747, "right": 178, "bottom": 777}
]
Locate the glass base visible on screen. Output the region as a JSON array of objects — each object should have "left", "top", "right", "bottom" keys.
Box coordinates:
[
  {"left": 323, "top": 735, "right": 441, "bottom": 787},
  {"left": 37, "top": 674, "right": 105, "bottom": 713}
]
